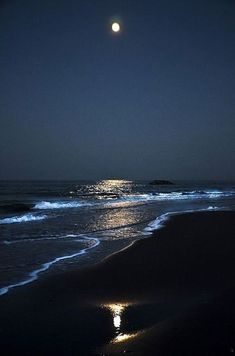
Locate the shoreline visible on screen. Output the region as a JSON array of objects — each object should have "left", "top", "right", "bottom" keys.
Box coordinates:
[
  {"left": 0, "top": 211, "right": 235, "bottom": 355},
  {"left": 0, "top": 206, "right": 225, "bottom": 298}
]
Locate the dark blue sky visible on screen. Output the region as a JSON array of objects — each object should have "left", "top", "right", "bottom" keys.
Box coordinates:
[{"left": 1, "top": 0, "right": 235, "bottom": 180}]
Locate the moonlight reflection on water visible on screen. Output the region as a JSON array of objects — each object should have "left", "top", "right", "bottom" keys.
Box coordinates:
[{"left": 104, "top": 303, "right": 141, "bottom": 344}]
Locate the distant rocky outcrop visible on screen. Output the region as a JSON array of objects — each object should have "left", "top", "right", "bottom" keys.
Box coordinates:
[{"left": 149, "top": 180, "right": 174, "bottom": 185}]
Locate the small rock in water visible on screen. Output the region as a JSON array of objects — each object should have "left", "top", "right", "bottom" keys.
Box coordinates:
[{"left": 149, "top": 179, "right": 174, "bottom": 185}]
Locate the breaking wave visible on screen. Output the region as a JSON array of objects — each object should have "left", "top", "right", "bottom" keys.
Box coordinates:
[
  {"left": 121, "top": 190, "right": 234, "bottom": 203},
  {"left": 0, "top": 205, "right": 227, "bottom": 297},
  {"left": 32, "top": 190, "right": 235, "bottom": 211},
  {"left": 0, "top": 213, "right": 47, "bottom": 224},
  {"left": 34, "top": 201, "right": 93, "bottom": 210}
]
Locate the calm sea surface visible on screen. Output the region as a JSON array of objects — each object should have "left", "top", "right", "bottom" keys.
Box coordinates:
[{"left": 0, "top": 179, "right": 235, "bottom": 295}]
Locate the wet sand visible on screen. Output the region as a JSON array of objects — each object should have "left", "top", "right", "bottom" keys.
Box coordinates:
[{"left": 0, "top": 211, "right": 235, "bottom": 355}]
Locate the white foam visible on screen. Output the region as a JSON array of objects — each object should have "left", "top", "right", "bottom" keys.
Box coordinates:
[
  {"left": 143, "top": 206, "right": 222, "bottom": 234},
  {"left": 0, "top": 236, "right": 100, "bottom": 296},
  {"left": 207, "top": 206, "right": 219, "bottom": 210},
  {"left": 143, "top": 213, "right": 170, "bottom": 234},
  {"left": 119, "top": 190, "right": 234, "bottom": 204},
  {"left": 32, "top": 190, "right": 234, "bottom": 211},
  {"left": 0, "top": 213, "right": 47, "bottom": 224},
  {"left": 34, "top": 200, "right": 93, "bottom": 209},
  {"left": 0, "top": 204, "right": 227, "bottom": 297}
]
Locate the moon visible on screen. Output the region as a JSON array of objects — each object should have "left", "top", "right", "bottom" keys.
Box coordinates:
[{"left": 112, "top": 22, "right": 120, "bottom": 32}]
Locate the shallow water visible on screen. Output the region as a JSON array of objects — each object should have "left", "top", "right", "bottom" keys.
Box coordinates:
[{"left": 0, "top": 179, "right": 234, "bottom": 295}]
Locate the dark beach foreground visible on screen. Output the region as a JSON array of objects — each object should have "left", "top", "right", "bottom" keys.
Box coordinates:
[{"left": 0, "top": 211, "right": 235, "bottom": 355}]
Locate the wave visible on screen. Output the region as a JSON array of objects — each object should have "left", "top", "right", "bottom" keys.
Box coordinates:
[
  {"left": 0, "top": 205, "right": 227, "bottom": 297},
  {"left": 143, "top": 213, "right": 170, "bottom": 234},
  {"left": 143, "top": 206, "right": 221, "bottom": 234},
  {"left": 34, "top": 200, "right": 93, "bottom": 210},
  {"left": 0, "top": 213, "right": 47, "bottom": 224},
  {"left": 32, "top": 190, "right": 234, "bottom": 211},
  {"left": 181, "top": 190, "right": 233, "bottom": 198},
  {"left": 1, "top": 190, "right": 231, "bottom": 226},
  {"left": 0, "top": 236, "right": 100, "bottom": 296},
  {"left": 120, "top": 190, "right": 234, "bottom": 203}
]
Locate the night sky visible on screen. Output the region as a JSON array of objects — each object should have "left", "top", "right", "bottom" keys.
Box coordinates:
[{"left": 1, "top": 0, "right": 235, "bottom": 180}]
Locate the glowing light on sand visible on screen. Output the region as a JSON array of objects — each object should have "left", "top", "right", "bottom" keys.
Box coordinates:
[
  {"left": 112, "top": 22, "right": 120, "bottom": 32},
  {"left": 105, "top": 303, "right": 128, "bottom": 330},
  {"left": 102, "top": 303, "right": 142, "bottom": 345},
  {"left": 112, "top": 332, "right": 141, "bottom": 343}
]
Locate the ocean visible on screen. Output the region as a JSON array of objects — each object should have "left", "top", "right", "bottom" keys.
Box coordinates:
[{"left": 0, "top": 179, "right": 234, "bottom": 296}]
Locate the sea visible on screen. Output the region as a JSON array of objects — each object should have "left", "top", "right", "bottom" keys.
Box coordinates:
[{"left": 0, "top": 179, "right": 235, "bottom": 296}]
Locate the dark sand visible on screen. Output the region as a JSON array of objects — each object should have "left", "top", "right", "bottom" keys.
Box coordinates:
[{"left": 0, "top": 211, "right": 235, "bottom": 355}]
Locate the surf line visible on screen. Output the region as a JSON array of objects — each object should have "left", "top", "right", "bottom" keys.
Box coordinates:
[
  {"left": 0, "top": 206, "right": 225, "bottom": 297},
  {"left": 143, "top": 206, "right": 222, "bottom": 234},
  {"left": 0, "top": 236, "right": 100, "bottom": 297}
]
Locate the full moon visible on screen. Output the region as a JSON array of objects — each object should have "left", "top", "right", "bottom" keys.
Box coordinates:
[{"left": 112, "top": 22, "right": 120, "bottom": 32}]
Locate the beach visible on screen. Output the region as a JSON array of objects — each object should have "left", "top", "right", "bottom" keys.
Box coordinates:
[
  {"left": 1, "top": 0, "right": 235, "bottom": 353},
  {"left": 0, "top": 211, "right": 235, "bottom": 355}
]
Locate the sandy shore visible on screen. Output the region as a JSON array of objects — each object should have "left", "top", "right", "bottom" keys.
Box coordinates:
[{"left": 0, "top": 211, "right": 235, "bottom": 355}]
